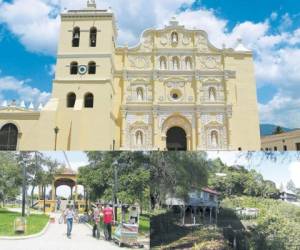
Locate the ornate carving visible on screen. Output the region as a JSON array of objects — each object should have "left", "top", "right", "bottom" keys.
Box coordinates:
[
  {"left": 182, "top": 34, "right": 191, "bottom": 46},
  {"left": 165, "top": 82, "right": 185, "bottom": 88},
  {"left": 198, "top": 56, "right": 222, "bottom": 71},
  {"left": 124, "top": 116, "right": 153, "bottom": 150},
  {"left": 196, "top": 34, "right": 209, "bottom": 51},
  {"left": 160, "top": 34, "right": 168, "bottom": 46},
  {"left": 199, "top": 113, "right": 228, "bottom": 150},
  {"left": 128, "top": 56, "right": 151, "bottom": 69},
  {"left": 201, "top": 113, "right": 224, "bottom": 126},
  {"left": 141, "top": 35, "right": 153, "bottom": 51}
]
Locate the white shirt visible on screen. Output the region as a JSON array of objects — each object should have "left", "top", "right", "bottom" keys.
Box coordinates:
[{"left": 65, "top": 209, "right": 75, "bottom": 219}]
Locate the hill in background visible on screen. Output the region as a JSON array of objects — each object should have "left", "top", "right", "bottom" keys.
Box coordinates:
[{"left": 260, "top": 124, "right": 296, "bottom": 136}]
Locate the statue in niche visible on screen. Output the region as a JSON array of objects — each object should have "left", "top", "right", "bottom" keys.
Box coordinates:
[
  {"left": 137, "top": 88, "right": 144, "bottom": 101},
  {"left": 209, "top": 87, "right": 216, "bottom": 102},
  {"left": 171, "top": 32, "right": 179, "bottom": 44},
  {"left": 135, "top": 131, "right": 143, "bottom": 146},
  {"left": 211, "top": 131, "right": 218, "bottom": 147}
]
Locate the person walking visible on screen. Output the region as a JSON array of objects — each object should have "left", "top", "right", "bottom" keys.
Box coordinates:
[
  {"left": 92, "top": 204, "right": 101, "bottom": 239},
  {"left": 64, "top": 205, "right": 75, "bottom": 239},
  {"left": 102, "top": 204, "right": 114, "bottom": 241}
]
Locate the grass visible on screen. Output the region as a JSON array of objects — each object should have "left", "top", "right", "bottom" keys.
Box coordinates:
[
  {"left": 0, "top": 208, "right": 49, "bottom": 236},
  {"left": 138, "top": 213, "right": 150, "bottom": 235}
]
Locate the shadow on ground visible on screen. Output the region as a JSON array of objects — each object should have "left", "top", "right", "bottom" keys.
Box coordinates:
[{"left": 150, "top": 208, "right": 249, "bottom": 250}]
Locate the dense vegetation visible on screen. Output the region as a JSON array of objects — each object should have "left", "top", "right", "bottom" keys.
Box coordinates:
[
  {"left": 150, "top": 152, "right": 209, "bottom": 209},
  {"left": 0, "top": 152, "right": 59, "bottom": 208},
  {"left": 150, "top": 153, "right": 300, "bottom": 250},
  {"left": 77, "top": 152, "right": 150, "bottom": 213},
  {"left": 223, "top": 196, "right": 300, "bottom": 250},
  {"left": 208, "top": 158, "right": 279, "bottom": 199}
]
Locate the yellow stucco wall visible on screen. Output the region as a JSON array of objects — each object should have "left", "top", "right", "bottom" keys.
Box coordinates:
[{"left": 0, "top": 5, "right": 260, "bottom": 151}]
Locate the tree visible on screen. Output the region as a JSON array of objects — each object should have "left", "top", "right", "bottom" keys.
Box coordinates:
[
  {"left": 286, "top": 180, "right": 297, "bottom": 193},
  {"left": 150, "top": 152, "right": 209, "bottom": 209},
  {"left": 78, "top": 152, "right": 150, "bottom": 213},
  {"left": 0, "top": 152, "right": 22, "bottom": 207},
  {"left": 273, "top": 126, "right": 285, "bottom": 135}
]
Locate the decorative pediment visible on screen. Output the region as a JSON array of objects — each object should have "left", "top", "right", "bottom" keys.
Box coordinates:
[
  {"left": 126, "top": 18, "right": 222, "bottom": 53},
  {"left": 128, "top": 55, "right": 151, "bottom": 70},
  {"left": 198, "top": 55, "right": 222, "bottom": 71},
  {"left": 202, "top": 77, "right": 223, "bottom": 84}
]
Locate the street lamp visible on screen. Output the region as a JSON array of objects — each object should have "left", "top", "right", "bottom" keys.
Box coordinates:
[
  {"left": 54, "top": 127, "right": 59, "bottom": 151},
  {"left": 22, "top": 160, "right": 26, "bottom": 217}
]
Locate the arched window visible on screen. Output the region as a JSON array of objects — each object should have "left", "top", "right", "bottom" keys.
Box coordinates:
[
  {"left": 90, "top": 27, "right": 97, "bottom": 47},
  {"left": 171, "top": 31, "right": 178, "bottom": 44},
  {"left": 172, "top": 56, "right": 180, "bottom": 70},
  {"left": 185, "top": 57, "right": 192, "bottom": 70},
  {"left": 70, "top": 62, "right": 78, "bottom": 75},
  {"left": 84, "top": 93, "right": 94, "bottom": 108},
  {"left": 135, "top": 131, "right": 143, "bottom": 146},
  {"left": 0, "top": 123, "right": 18, "bottom": 151},
  {"left": 67, "top": 92, "right": 76, "bottom": 108},
  {"left": 136, "top": 88, "right": 144, "bottom": 101},
  {"left": 159, "top": 56, "right": 167, "bottom": 70},
  {"left": 72, "top": 27, "right": 80, "bottom": 47},
  {"left": 88, "top": 61, "right": 96, "bottom": 74},
  {"left": 208, "top": 87, "right": 216, "bottom": 102},
  {"left": 211, "top": 130, "right": 219, "bottom": 147}
]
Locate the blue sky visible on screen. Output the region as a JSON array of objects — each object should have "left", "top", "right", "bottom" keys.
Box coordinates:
[{"left": 0, "top": 0, "right": 300, "bottom": 127}]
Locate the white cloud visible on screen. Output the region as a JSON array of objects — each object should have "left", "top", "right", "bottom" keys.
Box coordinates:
[
  {"left": 259, "top": 92, "right": 300, "bottom": 128},
  {"left": 289, "top": 162, "right": 300, "bottom": 188},
  {"left": 0, "top": 0, "right": 60, "bottom": 55},
  {"left": 279, "top": 13, "right": 293, "bottom": 31},
  {"left": 0, "top": 75, "right": 51, "bottom": 107},
  {"left": 46, "top": 64, "right": 56, "bottom": 76},
  {"left": 270, "top": 12, "right": 278, "bottom": 21}
]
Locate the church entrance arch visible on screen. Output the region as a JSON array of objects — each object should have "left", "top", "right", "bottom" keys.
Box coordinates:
[
  {"left": 162, "top": 115, "right": 192, "bottom": 151},
  {"left": 166, "top": 127, "right": 187, "bottom": 151}
]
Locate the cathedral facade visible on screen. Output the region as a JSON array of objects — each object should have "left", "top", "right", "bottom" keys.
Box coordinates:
[{"left": 0, "top": 2, "right": 260, "bottom": 151}]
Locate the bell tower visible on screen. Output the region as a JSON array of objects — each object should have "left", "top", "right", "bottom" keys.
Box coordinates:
[{"left": 47, "top": 1, "right": 117, "bottom": 150}]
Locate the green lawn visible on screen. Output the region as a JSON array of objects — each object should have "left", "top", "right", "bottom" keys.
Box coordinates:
[
  {"left": 0, "top": 208, "right": 49, "bottom": 236},
  {"left": 138, "top": 213, "right": 150, "bottom": 235}
]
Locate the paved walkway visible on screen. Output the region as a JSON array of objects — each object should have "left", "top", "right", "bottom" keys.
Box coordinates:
[{"left": 0, "top": 213, "right": 130, "bottom": 250}]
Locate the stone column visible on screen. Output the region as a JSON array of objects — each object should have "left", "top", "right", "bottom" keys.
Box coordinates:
[
  {"left": 196, "top": 112, "right": 203, "bottom": 150},
  {"left": 121, "top": 112, "right": 127, "bottom": 149},
  {"left": 209, "top": 207, "right": 212, "bottom": 224}
]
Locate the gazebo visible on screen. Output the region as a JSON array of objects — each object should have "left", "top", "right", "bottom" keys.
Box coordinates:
[
  {"left": 37, "top": 167, "right": 86, "bottom": 213},
  {"left": 51, "top": 167, "right": 78, "bottom": 201}
]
